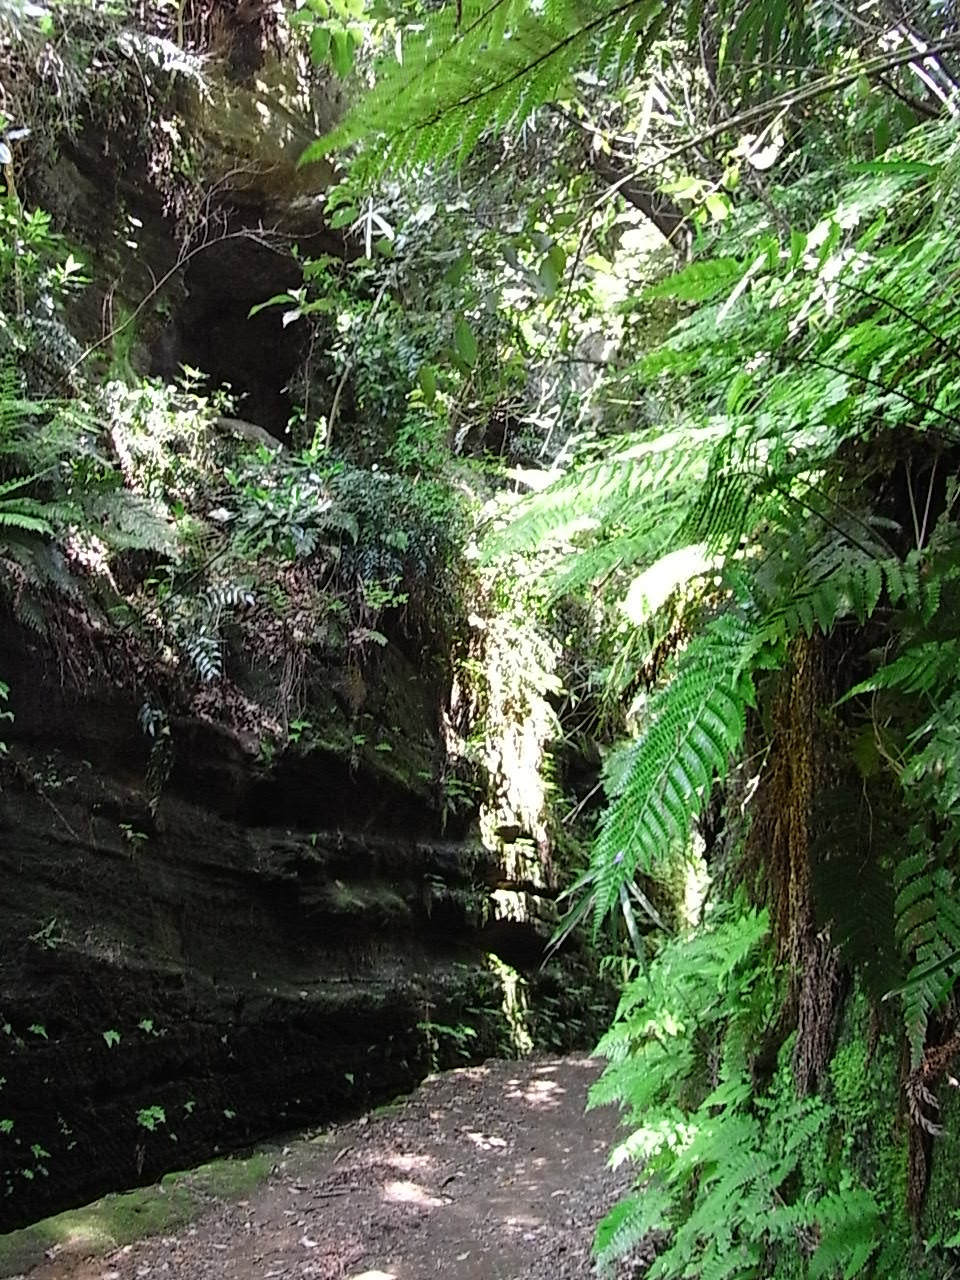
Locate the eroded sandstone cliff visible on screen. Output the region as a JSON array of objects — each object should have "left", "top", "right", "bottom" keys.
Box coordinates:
[{"left": 0, "top": 618, "right": 602, "bottom": 1230}]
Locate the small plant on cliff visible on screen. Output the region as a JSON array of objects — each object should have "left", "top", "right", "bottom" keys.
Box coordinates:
[
  {"left": 136, "top": 1105, "right": 166, "bottom": 1133},
  {"left": 417, "top": 1019, "right": 477, "bottom": 1070},
  {"left": 28, "top": 917, "right": 64, "bottom": 950}
]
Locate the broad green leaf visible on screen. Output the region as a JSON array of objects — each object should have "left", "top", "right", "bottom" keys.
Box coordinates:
[
  {"left": 454, "top": 318, "right": 478, "bottom": 368},
  {"left": 328, "top": 206, "right": 357, "bottom": 229},
  {"left": 418, "top": 364, "right": 437, "bottom": 403},
  {"left": 444, "top": 252, "right": 471, "bottom": 286},
  {"left": 547, "top": 243, "right": 566, "bottom": 275},
  {"left": 331, "top": 28, "right": 354, "bottom": 77},
  {"left": 661, "top": 174, "right": 703, "bottom": 200},
  {"left": 310, "top": 25, "right": 331, "bottom": 63},
  {"left": 848, "top": 161, "right": 937, "bottom": 176},
  {"left": 704, "top": 193, "right": 730, "bottom": 222},
  {"left": 538, "top": 256, "right": 559, "bottom": 297},
  {"left": 248, "top": 293, "right": 295, "bottom": 318}
]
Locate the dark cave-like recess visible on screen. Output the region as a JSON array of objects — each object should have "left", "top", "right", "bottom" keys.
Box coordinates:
[{"left": 166, "top": 237, "right": 306, "bottom": 436}]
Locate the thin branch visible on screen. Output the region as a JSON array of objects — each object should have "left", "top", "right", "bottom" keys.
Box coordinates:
[
  {"left": 876, "top": 72, "right": 943, "bottom": 120},
  {"left": 594, "top": 36, "right": 960, "bottom": 210},
  {"left": 830, "top": 278, "right": 960, "bottom": 365}
]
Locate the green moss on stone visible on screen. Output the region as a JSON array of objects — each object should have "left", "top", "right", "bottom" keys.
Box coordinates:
[{"left": 0, "top": 1152, "right": 272, "bottom": 1277}]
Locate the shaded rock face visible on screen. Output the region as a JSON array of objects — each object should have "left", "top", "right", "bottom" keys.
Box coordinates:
[
  {"left": 1, "top": 16, "right": 608, "bottom": 1234},
  {"left": 28, "top": 20, "right": 347, "bottom": 436},
  {"left": 171, "top": 234, "right": 307, "bottom": 436},
  {"left": 0, "top": 629, "right": 603, "bottom": 1232}
]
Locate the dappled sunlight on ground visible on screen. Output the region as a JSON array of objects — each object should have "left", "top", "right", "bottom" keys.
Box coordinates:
[
  {"left": 462, "top": 1129, "right": 509, "bottom": 1150},
  {"left": 382, "top": 1152, "right": 437, "bottom": 1175},
  {"left": 381, "top": 1180, "right": 446, "bottom": 1208},
  {"left": 17, "top": 1055, "right": 634, "bottom": 1280},
  {"left": 503, "top": 1211, "right": 545, "bottom": 1229},
  {"left": 446, "top": 1065, "right": 490, "bottom": 1082},
  {"left": 47, "top": 1219, "right": 112, "bottom": 1253},
  {"left": 503, "top": 1073, "right": 566, "bottom": 1109}
]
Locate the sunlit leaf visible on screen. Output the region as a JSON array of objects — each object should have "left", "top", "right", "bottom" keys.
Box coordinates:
[
  {"left": 331, "top": 28, "right": 354, "bottom": 77},
  {"left": 328, "top": 206, "right": 357, "bottom": 228},
  {"left": 248, "top": 293, "right": 295, "bottom": 318},
  {"left": 538, "top": 256, "right": 559, "bottom": 297},
  {"left": 310, "top": 25, "right": 331, "bottom": 63}
]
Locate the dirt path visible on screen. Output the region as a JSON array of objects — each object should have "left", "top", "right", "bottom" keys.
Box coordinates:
[{"left": 23, "top": 1055, "right": 643, "bottom": 1280}]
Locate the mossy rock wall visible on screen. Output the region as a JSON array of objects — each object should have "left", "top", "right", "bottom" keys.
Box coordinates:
[{"left": 0, "top": 621, "right": 607, "bottom": 1232}]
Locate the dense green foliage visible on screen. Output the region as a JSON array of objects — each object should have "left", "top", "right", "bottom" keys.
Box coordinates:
[
  {"left": 6, "top": 0, "right": 960, "bottom": 1270},
  {"left": 302, "top": 0, "right": 960, "bottom": 1274}
]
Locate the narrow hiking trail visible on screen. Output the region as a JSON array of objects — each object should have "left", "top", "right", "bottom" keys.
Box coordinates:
[{"left": 21, "top": 1055, "right": 647, "bottom": 1280}]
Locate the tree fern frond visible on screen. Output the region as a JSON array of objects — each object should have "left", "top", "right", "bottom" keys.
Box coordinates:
[
  {"left": 481, "top": 423, "right": 720, "bottom": 563},
  {"left": 840, "top": 639, "right": 960, "bottom": 702},
  {"left": 590, "top": 614, "right": 756, "bottom": 932},
  {"left": 893, "top": 856, "right": 960, "bottom": 1067},
  {"left": 681, "top": 460, "right": 762, "bottom": 552},
  {"left": 304, "top": 0, "right": 673, "bottom": 172},
  {"left": 644, "top": 256, "right": 745, "bottom": 304}
]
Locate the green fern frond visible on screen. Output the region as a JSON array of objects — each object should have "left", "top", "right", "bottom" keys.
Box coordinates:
[
  {"left": 305, "top": 0, "right": 672, "bottom": 173},
  {"left": 893, "top": 856, "right": 960, "bottom": 1066},
  {"left": 1, "top": 540, "right": 80, "bottom": 597},
  {"left": 753, "top": 525, "right": 929, "bottom": 661},
  {"left": 645, "top": 256, "right": 746, "bottom": 304},
  {"left": 307, "top": 0, "right": 820, "bottom": 173},
  {"left": 809, "top": 1188, "right": 881, "bottom": 1279},
  {"left": 595, "top": 1185, "right": 673, "bottom": 1273},
  {"left": 590, "top": 904, "right": 778, "bottom": 1274},
  {"left": 0, "top": 507, "right": 55, "bottom": 535},
  {"left": 681, "top": 460, "right": 764, "bottom": 553},
  {"left": 481, "top": 423, "right": 720, "bottom": 564},
  {"left": 86, "top": 490, "right": 180, "bottom": 557},
  {"left": 182, "top": 627, "right": 222, "bottom": 682},
  {"left": 590, "top": 613, "right": 755, "bottom": 932},
  {"left": 840, "top": 639, "right": 960, "bottom": 702},
  {"left": 12, "top": 591, "right": 50, "bottom": 636}
]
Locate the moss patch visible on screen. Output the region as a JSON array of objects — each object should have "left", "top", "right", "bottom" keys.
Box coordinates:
[
  {"left": 921, "top": 1080, "right": 960, "bottom": 1255},
  {"left": 0, "top": 1152, "right": 272, "bottom": 1277}
]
